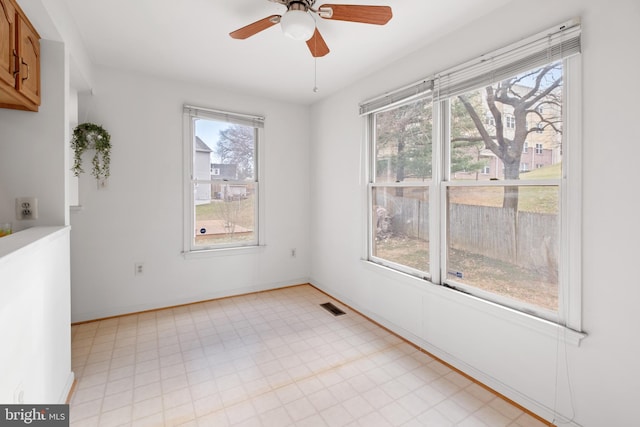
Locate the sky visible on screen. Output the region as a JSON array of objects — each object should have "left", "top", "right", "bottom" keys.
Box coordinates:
[{"left": 195, "top": 119, "right": 231, "bottom": 163}]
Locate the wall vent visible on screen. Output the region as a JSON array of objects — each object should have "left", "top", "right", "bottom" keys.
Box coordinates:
[{"left": 320, "top": 302, "right": 346, "bottom": 316}]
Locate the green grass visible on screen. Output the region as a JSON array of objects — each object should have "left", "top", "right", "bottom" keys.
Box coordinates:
[
  {"left": 520, "top": 162, "right": 561, "bottom": 179},
  {"left": 196, "top": 195, "right": 255, "bottom": 229},
  {"left": 450, "top": 163, "right": 561, "bottom": 214}
]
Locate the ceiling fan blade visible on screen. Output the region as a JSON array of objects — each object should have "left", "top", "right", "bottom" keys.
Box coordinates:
[
  {"left": 317, "top": 4, "right": 392, "bottom": 25},
  {"left": 229, "top": 15, "right": 281, "bottom": 39},
  {"left": 306, "top": 28, "right": 330, "bottom": 57}
]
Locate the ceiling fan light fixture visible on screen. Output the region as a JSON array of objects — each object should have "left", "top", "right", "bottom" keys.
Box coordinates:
[{"left": 280, "top": 9, "right": 315, "bottom": 41}]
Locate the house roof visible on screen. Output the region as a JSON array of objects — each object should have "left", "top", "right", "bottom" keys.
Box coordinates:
[{"left": 195, "top": 137, "right": 213, "bottom": 153}]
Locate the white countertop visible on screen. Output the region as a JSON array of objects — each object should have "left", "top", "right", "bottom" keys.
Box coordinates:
[{"left": 0, "top": 226, "right": 70, "bottom": 265}]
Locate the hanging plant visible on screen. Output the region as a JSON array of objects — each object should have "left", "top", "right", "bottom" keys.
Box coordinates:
[{"left": 71, "top": 123, "right": 111, "bottom": 183}]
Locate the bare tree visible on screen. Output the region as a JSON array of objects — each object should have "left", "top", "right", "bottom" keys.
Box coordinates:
[
  {"left": 455, "top": 63, "right": 563, "bottom": 210},
  {"left": 216, "top": 125, "right": 255, "bottom": 180}
]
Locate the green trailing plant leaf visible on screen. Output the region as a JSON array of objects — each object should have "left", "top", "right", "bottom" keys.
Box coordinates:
[{"left": 71, "top": 123, "right": 111, "bottom": 182}]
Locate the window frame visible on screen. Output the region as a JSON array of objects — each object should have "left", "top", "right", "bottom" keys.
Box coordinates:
[
  {"left": 367, "top": 96, "right": 434, "bottom": 279},
  {"left": 505, "top": 114, "right": 516, "bottom": 129},
  {"left": 362, "top": 20, "right": 583, "bottom": 332},
  {"left": 182, "top": 105, "right": 266, "bottom": 256}
]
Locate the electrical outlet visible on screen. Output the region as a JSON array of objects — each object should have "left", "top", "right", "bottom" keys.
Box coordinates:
[
  {"left": 15, "top": 197, "right": 38, "bottom": 220},
  {"left": 134, "top": 262, "right": 144, "bottom": 276}
]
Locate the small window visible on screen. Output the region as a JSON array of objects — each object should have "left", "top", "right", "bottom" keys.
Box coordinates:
[
  {"left": 505, "top": 114, "right": 515, "bottom": 129},
  {"left": 523, "top": 142, "right": 529, "bottom": 153},
  {"left": 183, "top": 105, "right": 263, "bottom": 252},
  {"left": 536, "top": 122, "right": 544, "bottom": 134},
  {"left": 485, "top": 114, "right": 495, "bottom": 126},
  {"left": 535, "top": 143, "right": 543, "bottom": 154}
]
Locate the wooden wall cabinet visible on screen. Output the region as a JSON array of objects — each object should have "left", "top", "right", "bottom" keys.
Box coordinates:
[{"left": 0, "top": 0, "right": 40, "bottom": 112}]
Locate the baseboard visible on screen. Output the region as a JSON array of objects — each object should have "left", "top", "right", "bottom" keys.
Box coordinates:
[
  {"left": 59, "top": 371, "right": 75, "bottom": 404},
  {"left": 309, "top": 279, "right": 583, "bottom": 427},
  {"left": 71, "top": 278, "right": 310, "bottom": 324}
]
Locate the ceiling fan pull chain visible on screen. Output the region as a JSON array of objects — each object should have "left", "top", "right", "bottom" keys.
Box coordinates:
[
  {"left": 313, "top": 56, "right": 319, "bottom": 93},
  {"left": 313, "top": 25, "right": 319, "bottom": 93}
]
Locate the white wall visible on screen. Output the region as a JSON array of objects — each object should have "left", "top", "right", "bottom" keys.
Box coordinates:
[
  {"left": 70, "top": 66, "right": 311, "bottom": 322},
  {"left": 0, "top": 40, "right": 68, "bottom": 230},
  {"left": 0, "top": 227, "right": 73, "bottom": 404},
  {"left": 309, "top": 1, "right": 640, "bottom": 426}
]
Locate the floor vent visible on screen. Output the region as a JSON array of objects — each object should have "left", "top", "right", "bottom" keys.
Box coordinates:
[{"left": 320, "top": 302, "right": 346, "bottom": 316}]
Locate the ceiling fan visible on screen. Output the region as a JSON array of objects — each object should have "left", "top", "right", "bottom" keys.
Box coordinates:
[{"left": 229, "top": 0, "right": 393, "bottom": 57}]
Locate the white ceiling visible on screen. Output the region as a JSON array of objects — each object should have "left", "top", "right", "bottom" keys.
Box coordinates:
[{"left": 60, "top": 0, "right": 512, "bottom": 105}]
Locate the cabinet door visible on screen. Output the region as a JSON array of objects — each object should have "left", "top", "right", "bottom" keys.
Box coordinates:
[
  {"left": 0, "top": 0, "right": 16, "bottom": 87},
  {"left": 16, "top": 14, "right": 39, "bottom": 105}
]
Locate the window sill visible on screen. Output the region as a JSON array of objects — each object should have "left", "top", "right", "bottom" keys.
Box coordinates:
[
  {"left": 361, "top": 259, "right": 587, "bottom": 347},
  {"left": 182, "top": 245, "right": 266, "bottom": 259}
]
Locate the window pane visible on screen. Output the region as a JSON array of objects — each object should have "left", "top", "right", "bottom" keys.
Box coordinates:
[
  {"left": 449, "top": 62, "right": 563, "bottom": 181},
  {"left": 374, "top": 99, "right": 432, "bottom": 183},
  {"left": 195, "top": 119, "right": 256, "bottom": 181},
  {"left": 195, "top": 182, "right": 257, "bottom": 247},
  {"left": 371, "top": 186, "right": 429, "bottom": 274},
  {"left": 446, "top": 185, "right": 559, "bottom": 311},
  {"left": 193, "top": 116, "right": 258, "bottom": 249}
]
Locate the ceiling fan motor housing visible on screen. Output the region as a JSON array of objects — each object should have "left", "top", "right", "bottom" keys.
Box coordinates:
[
  {"left": 288, "top": 1, "right": 315, "bottom": 12},
  {"left": 269, "top": 0, "right": 316, "bottom": 9}
]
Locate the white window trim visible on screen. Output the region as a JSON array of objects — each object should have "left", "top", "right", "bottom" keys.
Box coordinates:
[
  {"left": 182, "top": 106, "right": 266, "bottom": 256},
  {"left": 560, "top": 55, "right": 582, "bottom": 332}
]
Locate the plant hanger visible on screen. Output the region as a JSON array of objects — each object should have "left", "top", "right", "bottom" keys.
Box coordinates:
[{"left": 71, "top": 122, "right": 111, "bottom": 185}]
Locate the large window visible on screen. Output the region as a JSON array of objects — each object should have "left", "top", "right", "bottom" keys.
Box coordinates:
[
  {"left": 183, "top": 105, "right": 263, "bottom": 252},
  {"left": 363, "top": 21, "right": 582, "bottom": 328}
]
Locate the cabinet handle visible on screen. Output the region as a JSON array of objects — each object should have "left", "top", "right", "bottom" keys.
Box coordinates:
[
  {"left": 12, "top": 50, "right": 19, "bottom": 77},
  {"left": 21, "top": 58, "right": 29, "bottom": 82}
]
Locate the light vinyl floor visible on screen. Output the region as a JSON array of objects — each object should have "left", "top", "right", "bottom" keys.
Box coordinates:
[{"left": 69, "top": 285, "right": 550, "bottom": 426}]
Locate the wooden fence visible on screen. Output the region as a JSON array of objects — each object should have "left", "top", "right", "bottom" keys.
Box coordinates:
[{"left": 380, "top": 197, "right": 558, "bottom": 270}]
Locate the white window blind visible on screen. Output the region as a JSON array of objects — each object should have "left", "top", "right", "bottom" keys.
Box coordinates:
[
  {"left": 184, "top": 105, "right": 264, "bottom": 128},
  {"left": 359, "top": 79, "right": 434, "bottom": 116},
  {"left": 360, "top": 19, "right": 580, "bottom": 116},
  {"left": 434, "top": 19, "right": 581, "bottom": 100}
]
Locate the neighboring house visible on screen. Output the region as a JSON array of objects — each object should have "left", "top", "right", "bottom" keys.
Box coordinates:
[
  {"left": 210, "top": 163, "right": 247, "bottom": 200},
  {"left": 194, "top": 137, "right": 212, "bottom": 203},
  {"left": 210, "top": 163, "right": 237, "bottom": 180}
]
